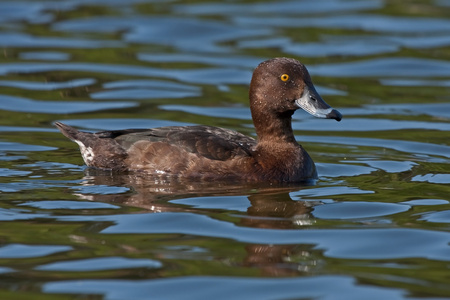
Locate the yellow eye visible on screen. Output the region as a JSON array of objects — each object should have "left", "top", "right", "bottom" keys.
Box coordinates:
[{"left": 280, "top": 74, "right": 289, "bottom": 82}]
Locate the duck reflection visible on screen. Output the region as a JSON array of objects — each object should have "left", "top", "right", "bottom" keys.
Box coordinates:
[
  {"left": 76, "top": 171, "right": 322, "bottom": 276},
  {"left": 243, "top": 192, "right": 319, "bottom": 276}
]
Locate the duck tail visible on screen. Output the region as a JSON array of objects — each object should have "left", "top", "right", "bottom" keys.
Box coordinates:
[
  {"left": 54, "top": 122, "right": 128, "bottom": 170},
  {"left": 55, "top": 121, "right": 89, "bottom": 142}
]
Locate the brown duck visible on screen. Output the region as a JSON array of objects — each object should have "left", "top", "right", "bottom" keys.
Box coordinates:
[{"left": 55, "top": 58, "right": 342, "bottom": 182}]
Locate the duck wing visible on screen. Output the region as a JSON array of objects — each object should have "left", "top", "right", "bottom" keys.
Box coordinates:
[{"left": 97, "top": 125, "right": 256, "bottom": 161}]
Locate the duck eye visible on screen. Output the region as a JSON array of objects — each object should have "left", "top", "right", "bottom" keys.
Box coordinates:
[{"left": 280, "top": 74, "right": 289, "bottom": 82}]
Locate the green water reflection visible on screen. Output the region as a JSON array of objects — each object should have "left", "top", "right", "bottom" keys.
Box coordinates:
[{"left": 0, "top": 0, "right": 449, "bottom": 299}]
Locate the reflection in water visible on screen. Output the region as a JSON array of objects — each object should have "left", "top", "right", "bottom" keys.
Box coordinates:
[
  {"left": 77, "top": 172, "right": 320, "bottom": 277},
  {"left": 77, "top": 169, "right": 314, "bottom": 206},
  {"left": 243, "top": 193, "right": 318, "bottom": 277},
  {"left": 1, "top": 0, "right": 449, "bottom": 298}
]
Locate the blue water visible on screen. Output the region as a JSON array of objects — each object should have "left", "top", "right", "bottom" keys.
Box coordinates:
[{"left": 0, "top": 0, "right": 449, "bottom": 299}]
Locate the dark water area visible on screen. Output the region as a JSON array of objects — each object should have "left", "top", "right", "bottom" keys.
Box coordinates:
[{"left": 0, "top": 0, "right": 449, "bottom": 299}]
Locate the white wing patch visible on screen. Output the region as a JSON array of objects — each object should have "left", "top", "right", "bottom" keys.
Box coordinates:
[{"left": 74, "top": 140, "right": 95, "bottom": 165}]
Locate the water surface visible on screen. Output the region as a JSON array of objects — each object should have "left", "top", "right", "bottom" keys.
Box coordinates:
[{"left": 0, "top": 0, "right": 449, "bottom": 299}]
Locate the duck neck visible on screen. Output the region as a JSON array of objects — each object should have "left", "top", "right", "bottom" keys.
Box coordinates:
[{"left": 251, "top": 108, "right": 297, "bottom": 145}]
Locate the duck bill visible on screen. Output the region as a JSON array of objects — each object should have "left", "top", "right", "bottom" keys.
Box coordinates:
[{"left": 295, "top": 84, "right": 342, "bottom": 121}]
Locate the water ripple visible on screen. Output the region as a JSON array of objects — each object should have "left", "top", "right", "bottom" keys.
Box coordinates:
[
  {"left": 175, "top": 0, "right": 383, "bottom": 15},
  {"left": 19, "top": 51, "right": 71, "bottom": 61},
  {"left": 0, "top": 95, "right": 136, "bottom": 114},
  {"left": 92, "top": 79, "right": 202, "bottom": 100},
  {"left": 18, "top": 200, "right": 119, "bottom": 210},
  {"left": 299, "top": 135, "right": 450, "bottom": 160},
  {"left": 342, "top": 103, "right": 450, "bottom": 119},
  {"left": 36, "top": 257, "right": 162, "bottom": 272},
  {"left": 60, "top": 119, "right": 192, "bottom": 130},
  {"left": 0, "top": 244, "right": 72, "bottom": 259},
  {"left": 0, "top": 32, "right": 121, "bottom": 48},
  {"left": 43, "top": 275, "right": 414, "bottom": 300},
  {"left": 309, "top": 57, "right": 450, "bottom": 78},
  {"left": 94, "top": 213, "right": 450, "bottom": 260},
  {"left": 312, "top": 202, "right": 409, "bottom": 219},
  {"left": 53, "top": 16, "right": 271, "bottom": 53},
  {"left": 0, "top": 78, "right": 96, "bottom": 90},
  {"left": 233, "top": 14, "right": 450, "bottom": 33},
  {"left": 0, "top": 63, "right": 252, "bottom": 86},
  {"left": 0, "top": 1, "right": 449, "bottom": 298},
  {"left": 254, "top": 34, "right": 450, "bottom": 57}
]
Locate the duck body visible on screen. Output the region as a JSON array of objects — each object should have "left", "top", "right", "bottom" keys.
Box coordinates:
[
  {"left": 55, "top": 123, "right": 317, "bottom": 182},
  {"left": 56, "top": 58, "right": 341, "bottom": 183}
]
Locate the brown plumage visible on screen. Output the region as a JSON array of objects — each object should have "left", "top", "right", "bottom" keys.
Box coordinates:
[{"left": 55, "top": 57, "right": 342, "bottom": 182}]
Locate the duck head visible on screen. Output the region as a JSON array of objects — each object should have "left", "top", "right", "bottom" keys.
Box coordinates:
[{"left": 249, "top": 57, "right": 342, "bottom": 122}]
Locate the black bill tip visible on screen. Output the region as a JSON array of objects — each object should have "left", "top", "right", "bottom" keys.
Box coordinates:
[{"left": 326, "top": 109, "right": 342, "bottom": 122}]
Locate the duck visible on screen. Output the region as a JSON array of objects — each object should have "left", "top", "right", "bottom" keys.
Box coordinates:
[{"left": 55, "top": 57, "right": 342, "bottom": 182}]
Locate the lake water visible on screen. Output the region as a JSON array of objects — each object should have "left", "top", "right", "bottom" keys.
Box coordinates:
[{"left": 0, "top": 0, "right": 449, "bottom": 299}]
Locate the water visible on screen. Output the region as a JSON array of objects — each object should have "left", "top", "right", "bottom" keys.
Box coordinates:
[{"left": 0, "top": 0, "right": 449, "bottom": 299}]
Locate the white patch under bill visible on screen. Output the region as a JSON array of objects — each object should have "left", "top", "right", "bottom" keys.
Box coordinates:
[{"left": 74, "top": 140, "right": 95, "bottom": 164}]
